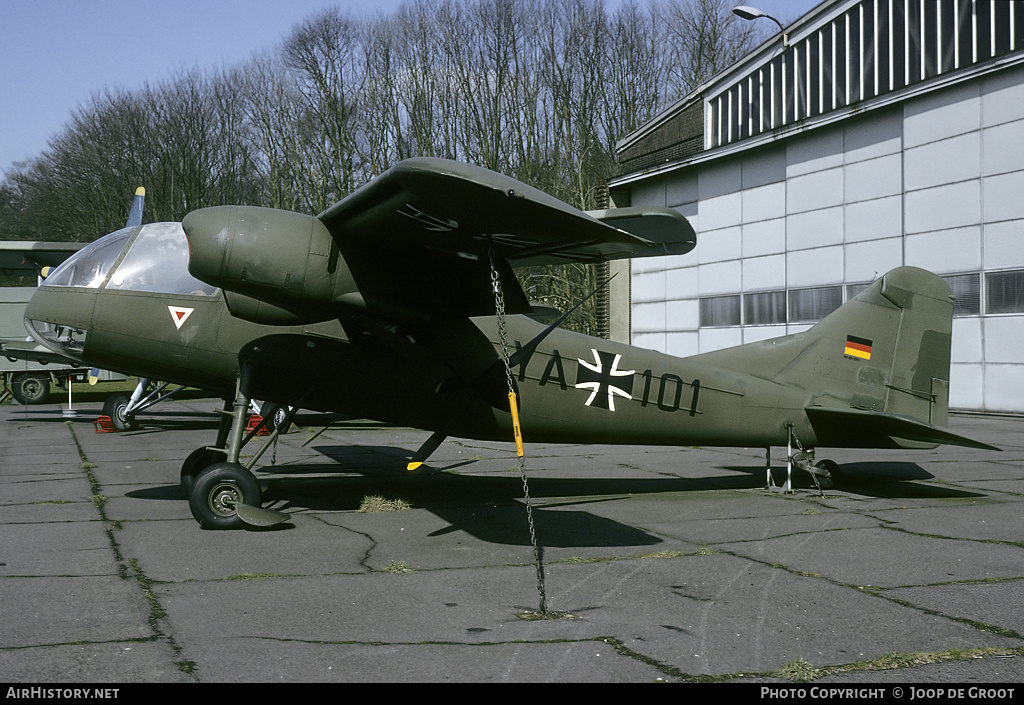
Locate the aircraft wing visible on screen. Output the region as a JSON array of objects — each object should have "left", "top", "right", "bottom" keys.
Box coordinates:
[
  {"left": 318, "top": 158, "right": 695, "bottom": 267},
  {"left": 184, "top": 158, "right": 695, "bottom": 322}
]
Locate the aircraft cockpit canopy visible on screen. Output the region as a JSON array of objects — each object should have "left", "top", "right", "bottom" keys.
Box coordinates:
[{"left": 44, "top": 222, "right": 217, "bottom": 296}]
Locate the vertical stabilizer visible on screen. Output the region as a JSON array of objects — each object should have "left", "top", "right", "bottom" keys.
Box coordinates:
[
  {"left": 691, "top": 267, "right": 992, "bottom": 449},
  {"left": 775, "top": 267, "right": 955, "bottom": 427}
]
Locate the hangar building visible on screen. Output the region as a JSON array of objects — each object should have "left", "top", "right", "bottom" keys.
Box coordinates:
[{"left": 608, "top": 0, "right": 1024, "bottom": 413}]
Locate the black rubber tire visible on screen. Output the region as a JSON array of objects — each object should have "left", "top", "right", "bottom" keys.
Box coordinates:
[
  {"left": 815, "top": 459, "right": 841, "bottom": 482},
  {"left": 188, "top": 462, "right": 262, "bottom": 530},
  {"left": 102, "top": 393, "right": 139, "bottom": 431},
  {"left": 260, "top": 403, "right": 292, "bottom": 433},
  {"left": 181, "top": 448, "right": 219, "bottom": 494},
  {"left": 11, "top": 373, "right": 50, "bottom": 405}
]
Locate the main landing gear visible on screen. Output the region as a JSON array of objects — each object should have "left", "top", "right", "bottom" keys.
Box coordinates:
[
  {"left": 766, "top": 424, "right": 841, "bottom": 497},
  {"left": 181, "top": 388, "right": 299, "bottom": 529}
]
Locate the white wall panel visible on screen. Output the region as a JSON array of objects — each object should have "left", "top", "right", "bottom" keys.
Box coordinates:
[
  {"left": 786, "top": 129, "right": 844, "bottom": 176},
  {"left": 741, "top": 182, "right": 786, "bottom": 222},
  {"left": 846, "top": 238, "right": 903, "bottom": 282},
  {"left": 787, "top": 206, "right": 844, "bottom": 250},
  {"left": 786, "top": 246, "right": 843, "bottom": 287},
  {"left": 666, "top": 171, "right": 698, "bottom": 208},
  {"left": 742, "top": 218, "right": 786, "bottom": 258},
  {"left": 665, "top": 267, "right": 699, "bottom": 300},
  {"left": 981, "top": 64, "right": 1024, "bottom": 128},
  {"left": 844, "top": 195, "right": 903, "bottom": 242},
  {"left": 949, "top": 363, "right": 984, "bottom": 409},
  {"left": 698, "top": 192, "right": 742, "bottom": 231},
  {"left": 904, "top": 132, "right": 981, "bottom": 191},
  {"left": 698, "top": 226, "right": 741, "bottom": 264},
  {"left": 699, "top": 327, "right": 742, "bottom": 353},
  {"left": 666, "top": 331, "right": 699, "bottom": 358},
  {"left": 905, "top": 227, "right": 981, "bottom": 273},
  {"left": 903, "top": 81, "right": 980, "bottom": 148},
  {"left": 984, "top": 317, "right": 1024, "bottom": 364},
  {"left": 844, "top": 107, "right": 902, "bottom": 163},
  {"left": 666, "top": 299, "right": 698, "bottom": 332},
  {"left": 632, "top": 331, "right": 667, "bottom": 354},
  {"left": 742, "top": 325, "right": 787, "bottom": 343},
  {"left": 951, "top": 318, "right": 983, "bottom": 364},
  {"left": 983, "top": 220, "right": 1024, "bottom": 271},
  {"left": 984, "top": 364, "right": 1024, "bottom": 413},
  {"left": 904, "top": 180, "right": 981, "bottom": 234},
  {"left": 845, "top": 153, "right": 902, "bottom": 203},
  {"left": 742, "top": 254, "right": 786, "bottom": 291},
  {"left": 631, "top": 301, "right": 667, "bottom": 334},
  {"left": 629, "top": 178, "right": 666, "bottom": 206},
  {"left": 982, "top": 120, "right": 1024, "bottom": 177},
  {"left": 983, "top": 171, "right": 1024, "bottom": 223},
  {"left": 698, "top": 260, "right": 742, "bottom": 295},
  {"left": 631, "top": 269, "right": 666, "bottom": 302},
  {"left": 787, "top": 168, "right": 843, "bottom": 214},
  {"left": 698, "top": 159, "right": 741, "bottom": 199}
]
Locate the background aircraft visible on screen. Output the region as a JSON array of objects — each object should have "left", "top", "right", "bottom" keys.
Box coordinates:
[{"left": 26, "top": 158, "right": 996, "bottom": 530}]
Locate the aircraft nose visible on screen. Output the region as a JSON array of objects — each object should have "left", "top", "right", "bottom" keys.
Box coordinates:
[{"left": 23, "top": 287, "right": 94, "bottom": 361}]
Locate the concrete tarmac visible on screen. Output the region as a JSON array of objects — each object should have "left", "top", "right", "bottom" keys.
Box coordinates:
[{"left": 2, "top": 398, "right": 1023, "bottom": 684}]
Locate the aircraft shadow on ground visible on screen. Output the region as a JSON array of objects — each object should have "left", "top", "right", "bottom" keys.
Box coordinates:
[
  {"left": 127, "top": 441, "right": 764, "bottom": 546},
  {"left": 124, "top": 448, "right": 984, "bottom": 543},
  {"left": 724, "top": 461, "right": 986, "bottom": 500}
]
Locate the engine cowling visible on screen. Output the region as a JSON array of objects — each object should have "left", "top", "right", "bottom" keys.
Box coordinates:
[{"left": 183, "top": 205, "right": 361, "bottom": 323}]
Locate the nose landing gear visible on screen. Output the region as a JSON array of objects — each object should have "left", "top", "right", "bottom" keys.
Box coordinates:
[{"left": 181, "top": 387, "right": 296, "bottom": 529}]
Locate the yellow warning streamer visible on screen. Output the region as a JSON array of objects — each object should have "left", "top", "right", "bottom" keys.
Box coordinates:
[{"left": 508, "top": 391, "right": 524, "bottom": 458}]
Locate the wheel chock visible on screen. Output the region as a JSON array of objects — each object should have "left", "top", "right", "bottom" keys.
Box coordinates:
[
  {"left": 246, "top": 415, "right": 270, "bottom": 436},
  {"left": 94, "top": 416, "right": 119, "bottom": 433}
]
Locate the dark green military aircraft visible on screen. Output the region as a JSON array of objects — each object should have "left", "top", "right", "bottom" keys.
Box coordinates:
[{"left": 25, "top": 158, "right": 997, "bottom": 530}]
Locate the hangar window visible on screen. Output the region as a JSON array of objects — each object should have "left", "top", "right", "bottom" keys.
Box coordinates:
[
  {"left": 744, "top": 290, "right": 787, "bottom": 325},
  {"left": 847, "top": 282, "right": 873, "bottom": 300},
  {"left": 942, "top": 272, "right": 981, "bottom": 316},
  {"left": 708, "top": 0, "right": 1024, "bottom": 149},
  {"left": 789, "top": 285, "right": 843, "bottom": 323},
  {"left": 986, "top": 269, "right": 1024, "bottom": 314},
  {"left": 700, "top": 295, "right": 741, "bottom": 327}
]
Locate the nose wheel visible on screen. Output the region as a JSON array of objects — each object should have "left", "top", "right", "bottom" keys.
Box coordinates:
[
  {"left": 180, "top": 389, "right": 295, "bottom": 529},
  {"left": 188, "top": 462, "right": 262, "bottom": 530}
]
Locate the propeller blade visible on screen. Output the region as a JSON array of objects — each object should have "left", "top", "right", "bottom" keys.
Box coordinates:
[
  {"left": 126, "top": 187, "right": 145, "bottom": 228},
  {"left": 88, "top": 368, "right": 99, "bottom": 385}
]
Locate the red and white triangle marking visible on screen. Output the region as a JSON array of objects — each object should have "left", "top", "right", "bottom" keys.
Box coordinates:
[{"left": 168, "top": 306, "right": 195, "bottom": 330}]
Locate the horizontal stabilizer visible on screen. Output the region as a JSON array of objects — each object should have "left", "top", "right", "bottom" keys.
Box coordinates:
[
  {"left": 584, "top": 206, "right": 695, "bottom": 257},
  {"left": 806, "top": 407, "right": 1000, "bottom": 451}
]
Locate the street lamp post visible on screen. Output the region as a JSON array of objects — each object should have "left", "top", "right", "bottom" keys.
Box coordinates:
[{"left": 733, "top": 5, "right": 789, "bottom": 47}]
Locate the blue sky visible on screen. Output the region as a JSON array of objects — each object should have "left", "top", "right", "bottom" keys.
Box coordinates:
[{"left": 1, "top": 0, "right": 819, "bottom": 179}]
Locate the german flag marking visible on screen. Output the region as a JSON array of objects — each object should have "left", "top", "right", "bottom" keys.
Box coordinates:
[{"left": 844, "top": 335, "right": 872, "bottom": 360}]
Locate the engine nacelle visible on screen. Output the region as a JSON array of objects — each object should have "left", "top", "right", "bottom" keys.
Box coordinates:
[{"left": 183, "top": 205, "right": 361, "bottom": 322}]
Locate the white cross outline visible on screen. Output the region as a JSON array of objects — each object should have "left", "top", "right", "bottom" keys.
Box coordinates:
[{"left": 574, "top": 349, "right": 635, "bottom": 412}]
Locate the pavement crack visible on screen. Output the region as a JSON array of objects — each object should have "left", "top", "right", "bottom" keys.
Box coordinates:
[{"left": 64, "top": 423, "right": 200, "bottom": 681}]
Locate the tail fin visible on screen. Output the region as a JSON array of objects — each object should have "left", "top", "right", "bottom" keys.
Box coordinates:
[{"left": 695, "top": 267, "right": 997, "bottom": 450}]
